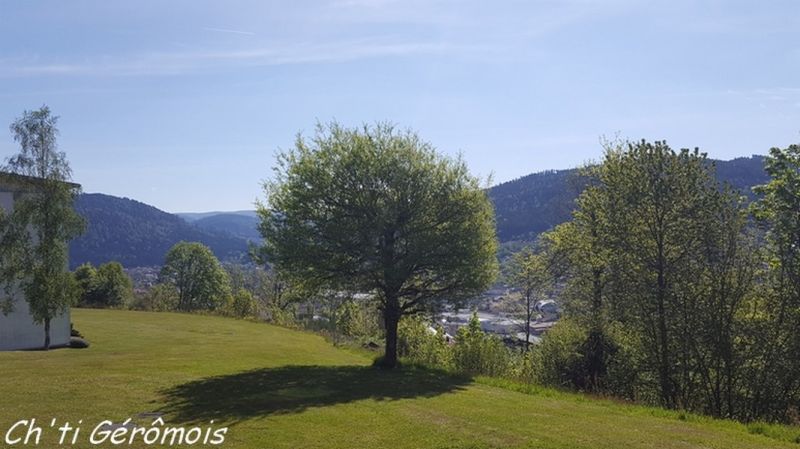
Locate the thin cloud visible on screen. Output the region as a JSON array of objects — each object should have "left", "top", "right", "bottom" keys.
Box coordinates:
[
  {"left": 202, "top": 27, "right": 256, "bottom": 36},
  {"left": 0, "top": 39, "right": 470, "bottom": 78}
]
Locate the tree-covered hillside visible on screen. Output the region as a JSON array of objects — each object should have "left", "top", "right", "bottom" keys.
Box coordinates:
[
  {"left": 69, "top": 193, "right": 248, "bottom": 268},
  {"left": 192, "top": 213, "right": 261, "bottom": 241},
  {"left": 489, "top": 155, "right": 767, "bottom": 242},
  {"left": 68, "top": 156, "right": 768, "bottom": 268}
]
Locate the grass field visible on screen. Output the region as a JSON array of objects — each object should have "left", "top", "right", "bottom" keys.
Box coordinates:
[{"left": 1, "top": 309, "right": 798, "bottom": 449}]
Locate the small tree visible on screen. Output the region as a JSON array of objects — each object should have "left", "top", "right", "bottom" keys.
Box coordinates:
[
  {"left": 75, "top": 262, "right": 132, "bottom": 308},
  {"left": 0, "top": 106, "right": 84, "bottom": 349},
  {"left": 507, "top": 247, "right": 552, "bottom": 351},
  {"left": 74, "top": 263, "right": 99, "bottom": 306},
  {"left": 225, "top": 288, "right": 257, "bottom": 318},
  {"left": 159, "top": 242, "right": 231, "bottom": 312},
  {"left": 258, "top": 122, "right": 498, "bottom": 368},
  {"left": 95, "top": 262, "right": 133, "bottom": 307}
]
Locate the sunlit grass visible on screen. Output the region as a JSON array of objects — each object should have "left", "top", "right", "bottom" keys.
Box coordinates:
[{"left": 0, "top": 309, "right": 796, "bottom": 448}]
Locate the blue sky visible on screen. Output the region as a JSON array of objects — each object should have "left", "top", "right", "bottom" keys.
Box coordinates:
[{"left": 1, "top": 0, "right": 799, "bottom": 212}]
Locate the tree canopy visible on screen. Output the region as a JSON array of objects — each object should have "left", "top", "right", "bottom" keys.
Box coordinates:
[
  {"left": 0, "top": 106, "right": 84, "bottom": 349},
  {"left": 159, "top": 241, "right": 231, "bottom": 312},
  {"left": 258, "top": 122, "right": 498, "bottom": 368}
]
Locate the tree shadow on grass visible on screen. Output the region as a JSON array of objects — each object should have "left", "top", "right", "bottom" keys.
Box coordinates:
[{"left": 159, "top": 365, "right": 471, "bottom": 424}]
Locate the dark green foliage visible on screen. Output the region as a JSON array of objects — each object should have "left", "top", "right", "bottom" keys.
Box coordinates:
[
  {"left": 69, "top": 193, "right": 248, "bottom": 268},
  {"left": 74, "top": 261, "right": 133, "bottom": 308},
  {"left": 159, "top": 242, "right": 231, "bottom": 311},
  {"left": 223, "top": 288, "right": 257, "bottom": 318},
  {"left": 489, "top": 169, "right": 582, "bottom": 241},
  {"left": 531, "top": 320, "right": 640, "bottom": 398},
  {"left": 192, "top": 213, "right": 261, "bottom": 241}
]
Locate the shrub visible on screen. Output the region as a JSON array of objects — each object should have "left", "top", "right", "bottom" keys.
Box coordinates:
[
  {"left": 452, "top": 312, "right": 513, "bottom": 377},
  {"left": 223, "top": 289, "right": 258, "bottom": 318},
  {"left": 398, "top": 316, "right": 453, "bottom": 369},
  {"left": 130, "top": 283, "right": 179, "bottom": 311},
  {"left": 335, "top": 300, "right": 367, "bottom": 338},
  {"left": 531, "top": 318, "right": 641, "bottom": 397}
]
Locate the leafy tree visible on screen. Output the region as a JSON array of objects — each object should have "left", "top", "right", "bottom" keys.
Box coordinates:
[
  {"left": 258, "top": 122, "right": 498, "bottom": 368},
  {"left": 74, "top": 262, "right": 133, "bottom": 308},
  {"left": 507, "top": 247, "right": 551, "bottom": 351},
  {"left": 159, "top": 241, "right": 231, "bottom": 311},
  {"left": 94, "top": 262, "right": 133, "bottom": 307},
  {"left": 548, "top": 140, "right": 759, "bottom": 414},
  {"left": 748, "top": 144, "right": 800, "bottom": 421},
  {"left": 542, "top": 180, "right": 616, "bottom": 390},
  {"left": 224, "top": 288, "right": 257, "bottom": 318},
  {"left": 73, "top": 263, "right": 98, "bottom": 304},
  {"left": 596, "top": 141, "right": 720, "bottom": 408},
  {"left": 0, "top": 106, "right": 84, "bottom": 349}
]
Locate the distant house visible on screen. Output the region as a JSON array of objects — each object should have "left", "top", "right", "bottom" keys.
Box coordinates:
[{"left": 0, "top": 172, "right": 73, "bottom": 350}]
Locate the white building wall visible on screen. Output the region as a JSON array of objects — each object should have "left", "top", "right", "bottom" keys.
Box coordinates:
[{"left": 0, "top": 189, "right": 72, "bottom": 350}]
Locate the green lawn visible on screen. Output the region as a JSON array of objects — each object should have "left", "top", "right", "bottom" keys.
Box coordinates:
[{"left": 1, "top": 309, "right": 797, "bottom": 448}]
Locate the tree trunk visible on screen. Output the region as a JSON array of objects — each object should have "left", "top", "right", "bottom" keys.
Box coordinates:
[
  {"left": 524, "top": 291, "right": 532, "bottom": 353},
  {"left": 381, "top": 298, "right": 401, "bottom": 369},
  {"left": 587, "top": 267, "right": 604, "bottom": 389},
  {"left": 656, "top": 267, "right": 674, "bottom": 408},
  {"left": 43, "top": 318, "right": 51, "bottom": 350}
]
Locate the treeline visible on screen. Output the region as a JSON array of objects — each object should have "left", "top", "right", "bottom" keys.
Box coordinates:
[
  {"left": 73, "top": 242, "right": 260, "bottom": 319},
  {"left": 397, "top": 142, "right": 800, "bottom": 424},
  {"left": 460, "top": 141, "right": 800, "bottom": 424},
  {"left": 537, "top": 141, "right": 800, "bottom": 422},
  {"left": 72, "top": 241, "right": 361, "bottom": 328}
]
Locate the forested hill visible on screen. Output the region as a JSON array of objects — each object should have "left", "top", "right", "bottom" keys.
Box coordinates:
[
  {"left": 69, "top": 194, "right": 249, "bottom": 269},
  {"left": 189, "top": 213, "right": 261, "bottom": 241},
  {"left": 68, "top": 155, "right": 768, "bottom": 268},
  {"left": 489, "top": 155, "right": 769, "bottom": 242}
]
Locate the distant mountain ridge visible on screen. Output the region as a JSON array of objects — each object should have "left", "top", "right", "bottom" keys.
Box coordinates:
[
  {"left": 69, "top": 194, "right": 249, "bottom": 269},
  {"left": 190, "top": 213, "right": 261, "bottom": 242},
  {"left": 177, "top": 210, "right": 258, "bottom": 223},
  {"left": 488, "top": 155, "right": 768, "bottom": 242},
  {"left": 71, "top": 155, "right": 768, "bottom": 269}
]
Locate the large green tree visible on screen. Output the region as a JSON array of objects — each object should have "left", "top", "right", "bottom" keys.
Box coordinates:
[
  {"left": 0, "top": 106, "right": 84, "bottom": 349},
  {"left": 748, "top": 144, "right": 800, "bottom": 421},
  {"left": 548, "top": 140, "right": 758, "bottom": 414},
  {"left": 159, "top": 242, "right": 231, "bottom": 312},
  {"left": 258, "top": 122, "right": 498, "bottom": 368}
]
